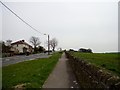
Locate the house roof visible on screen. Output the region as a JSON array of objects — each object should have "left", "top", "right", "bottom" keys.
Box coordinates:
[{"left": 11, "top": 40, "right": 33, "bottom": 48}]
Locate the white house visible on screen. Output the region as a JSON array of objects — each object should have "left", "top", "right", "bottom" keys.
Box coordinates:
[{"left": 11, "top": 40, "right": 33, "bottom": 54}]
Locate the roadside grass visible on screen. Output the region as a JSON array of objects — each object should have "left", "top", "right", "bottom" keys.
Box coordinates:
[
  {"left": 2, "top": 52, "right": 62, "bottom": 89},
  {"left": 71, "top": 52, "right": 120, "bottom": 76}
]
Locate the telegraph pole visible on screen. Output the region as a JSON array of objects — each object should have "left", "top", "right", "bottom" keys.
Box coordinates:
[
  {"left": 48, "top": 34, "right": 50, "bottom": 55},
  {"left": 44, "top": 34, "right": 50, "bottom": 55},
  {"left": 1, "top": 1, "right": 51, "bottom": 55}
]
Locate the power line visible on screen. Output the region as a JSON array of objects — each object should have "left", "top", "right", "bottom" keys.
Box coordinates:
[
  {"left": 1, "top": 1, "right": 51, "bottom": 55},
  {"left": 0, "top": 1, "right": 44, "bottom": 35}
]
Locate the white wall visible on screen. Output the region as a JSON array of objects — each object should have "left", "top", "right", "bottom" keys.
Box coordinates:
[{"left": 12, "top": 44, "right": 30, "bottom": 53}]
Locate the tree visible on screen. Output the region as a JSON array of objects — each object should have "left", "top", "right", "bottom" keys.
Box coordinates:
[
  {"left": 6, "top": 40, "right": 12, "bottom": 46},
  {"left": 79, "top": 48, "right": 93, "bottom": 53},
  {"left": 29, "top": 36, "right": 41, "bottom": 53},
  {"left": 87, "top": 48, "right": 92, "bottom": 53},
  {"left": 38, "top": 46, "right": 46, "bottom": 52},
  {"left": 69, "top": 49, "right": 75, "bottom": 52},
  {"left": 49, "top": 38, "right": 58, "bottom": 51},
  {"left": 1, "top": 41, "right": 11, "bottom": 53},
  {"left": 0, "top": 41, "right": 3, "bottom": 53}
]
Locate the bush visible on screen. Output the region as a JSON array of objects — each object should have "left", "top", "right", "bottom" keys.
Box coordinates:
[{"left": 79, "top": 48, "right": 92, "bottom": 53}]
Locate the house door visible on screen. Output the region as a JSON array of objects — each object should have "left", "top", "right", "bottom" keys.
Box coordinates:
[{"left": 23, "top": 47, "right": 27, "bottom": 53}]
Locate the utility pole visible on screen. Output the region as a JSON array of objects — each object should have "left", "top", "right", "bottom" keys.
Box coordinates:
[
  {"left": 44, "top": 34, "right": 50, "bottom": 55},
  {"left": 1, "top": 1, "right": 51, "bottom": 55},
  {"left": 48, "top": 34, "right": 50, "bottom": 55}
]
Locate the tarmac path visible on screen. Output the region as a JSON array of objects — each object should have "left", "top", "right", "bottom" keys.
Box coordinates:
[{"left": 42, "top": 53, "right": 79, "bottom": 88}]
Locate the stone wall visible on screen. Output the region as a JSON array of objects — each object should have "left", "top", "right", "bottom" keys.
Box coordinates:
[{"left": 65, "top": 52, "right": 120, "bottom": 89}]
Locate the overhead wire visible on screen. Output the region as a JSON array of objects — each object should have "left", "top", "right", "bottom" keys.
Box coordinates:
[{"left": 0, "top": 1, "right": 45, "bottom": 35}]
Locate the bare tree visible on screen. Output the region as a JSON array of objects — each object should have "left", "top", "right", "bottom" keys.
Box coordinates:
[
  {"left": 29, "top": 36, "right": 41, "bottom": 52},
  {"left": 49, "top": 38, "right": 58, "bottom": 51}
]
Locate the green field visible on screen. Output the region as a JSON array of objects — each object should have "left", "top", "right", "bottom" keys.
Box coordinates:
[
  {"left": 71, "top": 52, "right": 120, "bottom": 76},
  {"left": 2, "top": 52, "right": 62, "bottom": 89}
]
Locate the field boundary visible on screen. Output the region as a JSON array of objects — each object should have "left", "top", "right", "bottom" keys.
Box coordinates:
[{"left": 65, "top": 51, "right": 120, "bottom": 89}]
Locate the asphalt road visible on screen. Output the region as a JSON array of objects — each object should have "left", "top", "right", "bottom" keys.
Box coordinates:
[{"left": 2, "top": 53, "right": 50, "bottom": 67}]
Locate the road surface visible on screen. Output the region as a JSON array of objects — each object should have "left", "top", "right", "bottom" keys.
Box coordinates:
[
  {"left": 2, "top": 53, "right": 50, "bottom": 66},
  {"left": 42, "top": 53, "right": 80, "bottom": 88}
]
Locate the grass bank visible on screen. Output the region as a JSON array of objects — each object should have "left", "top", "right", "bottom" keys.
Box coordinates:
[
  {"left": 71, "top": 52, "right": 120, "bottom": 76},
  {"left": 2, "top": 52, "right": 62, "bottom": 89}
]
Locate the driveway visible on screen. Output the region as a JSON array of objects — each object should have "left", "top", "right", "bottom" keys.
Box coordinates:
[{"left": 2, "top": 53, "right": 50, "bottom": 67}]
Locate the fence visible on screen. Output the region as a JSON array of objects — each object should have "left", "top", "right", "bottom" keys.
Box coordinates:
[{"left": 65, "top": 51, "right": 120, "bottom": 89}]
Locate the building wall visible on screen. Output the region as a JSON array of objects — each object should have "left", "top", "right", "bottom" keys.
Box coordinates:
[{"left": 12, "top": 44, "right": 30, "bottom": 53}]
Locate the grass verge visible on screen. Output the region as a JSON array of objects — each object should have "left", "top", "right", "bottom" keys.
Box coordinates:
[
  {"left": 2, "top": 52, "right": 62, "bottom": 89},
  {"left": 71, "top": 52, "right": 120, "bottom": 76}
]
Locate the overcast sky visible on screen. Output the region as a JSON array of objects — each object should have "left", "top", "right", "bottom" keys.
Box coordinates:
[{"left": 0, "top": 0, "right": 119, "bottom": 52}]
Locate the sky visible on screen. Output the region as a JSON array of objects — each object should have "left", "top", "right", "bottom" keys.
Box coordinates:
[{"left": 0, "top": 0, "right": 119, "bottom": 53}]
